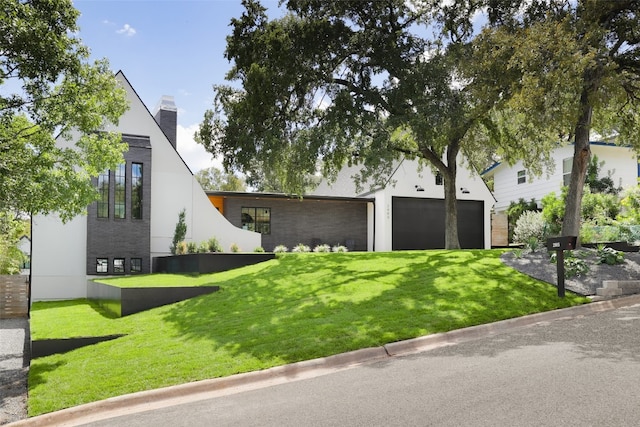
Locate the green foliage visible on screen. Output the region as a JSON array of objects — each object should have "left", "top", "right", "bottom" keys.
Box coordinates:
[
  {"left": 512, "top": 211, "right": 546, "bottom": 245},
  {"left": 175, "top": 241, "right": 187, "bottom": 255},
  {"left": 549, "top": 252, "right": 589, "bottom": 278},
  {"left": 618, "top": 185, "right": 640, "bottom": 224},
  {"left": 292, "top": 243, "right": 311, "bottom": 253},
  {"left": 186, "top": 242, "right": 198, "bottom": 254},
  {"left": 313, "top": 244, "right": 331, "bottom": 253},
  {"left": 170, "top": 209, "right": 187, "bottom": 255},
  {"left": 596, "top": 245, "right": 625, "bottom": 266},
  {"left": 194, "top": 166, "right": 246, "bottom": 192},
  {"left": 197, "top": 241, "right": 209, "bottom": 254},
  {"left": 541, "top": 191, "right": 565, "bottom": 236},
  {"left": 230, "top": 243, "right": 240, "bottom": 253},
  {"left": 207, "top": 237, "right": 223, "bottom": 253},
  {"left": 273, "top": 245, "right": 288, "bottom": 253},
  {"left": 1, "top": 0, "right": 129, "bottom": 220},
  {"left": 506, "top": 198, "right": 538, "bottom": 242},
  {"left": 0, "top": 214, "right": 29, "bottom": 274},
  {"left": 585, "top": 155, "right": 620, "bottom": 195},
  {"left": 29, "top": 251, "right": 588, "bottom": 416},
  {"left": 253, "top": 246, "right": 265, "bottom": 253},
  {"left": 332, "top": 245, "right": 348, "bottom": 253}
]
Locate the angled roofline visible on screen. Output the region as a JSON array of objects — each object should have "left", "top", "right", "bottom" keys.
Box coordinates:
[
  {"left": 206, "top": 190, "right": 374, "bottom": 203},
  {"left": 115, "top": 70, "right": 195, "bottom": 175}
]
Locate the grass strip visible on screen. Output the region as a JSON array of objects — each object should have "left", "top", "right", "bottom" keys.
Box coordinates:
[{"left": 29, "top": 250, "right": 588, "bottom": 416}]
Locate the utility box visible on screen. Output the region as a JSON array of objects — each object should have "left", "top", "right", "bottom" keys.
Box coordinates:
[{"left": 546, "top": 236, "right": 577, "bottom": 251}]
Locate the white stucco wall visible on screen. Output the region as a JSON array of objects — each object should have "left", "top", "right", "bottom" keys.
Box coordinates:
[
  {"left": 488, "top": 144, "right": 638, "bottom": 212},
  {"left": 31, "top": 214, "right": 88, "bottom": 300},
  {"left": 313, "top": 157, "right": 495, "bottom": 251}
]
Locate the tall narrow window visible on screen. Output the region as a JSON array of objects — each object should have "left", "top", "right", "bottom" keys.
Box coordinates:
[
  {"left": 241, "top": 207, "right": 271, "bottom": 235},
  {"left": 131, "top": 258, "right": 142, "bottom": 273},
  {"left": 114, "top": 163, "right": 126, "bottom": 219},
  {"left": 131, "top": 163, "right": 143, "bottom": 219},
  {"left": 435, "top": 171, "right": 444, "bottom": 186},
  {"left": 563, "top": 157, "right": 572, "bottom": 186},
  {"left": 97, "top": 171, "right": 109, "bottom": 218},
  {"left": 517, "top": 170, "right": 526, "bottom": 185}
]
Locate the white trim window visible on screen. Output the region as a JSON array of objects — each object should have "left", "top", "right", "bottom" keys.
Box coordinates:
[
  {"left": 517, "top": 170, "right": 526, "bottom": 184},
  {"left": 563, "top": 157, "right": 572, "bottom": 186}
]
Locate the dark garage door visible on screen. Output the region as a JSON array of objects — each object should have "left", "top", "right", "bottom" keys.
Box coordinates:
[{"left": 392, "top": 197, "right": 484, "bottom": 250}]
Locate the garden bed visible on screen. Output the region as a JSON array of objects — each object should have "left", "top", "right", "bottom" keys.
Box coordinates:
[
  {"left": 152, "top": 252, "right": 275, "bottom": 274},
  {"left": 87, "top": 281, "right": 219, "bottom": 317}
]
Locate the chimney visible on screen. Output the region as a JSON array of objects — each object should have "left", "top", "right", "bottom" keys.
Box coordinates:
[{"left": 153, "top": 95, "right": 178, "bottom": 149}]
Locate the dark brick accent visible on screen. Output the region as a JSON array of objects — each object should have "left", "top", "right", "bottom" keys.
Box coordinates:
[
  {"left": 154, "top": 108, "right": 177, "bottom": 149},
  {"left": 222, "top": 197, "right": 369, "bottom": 251},
  {"left": 86, "top": 135, "right": 152, "bottom": 274}
]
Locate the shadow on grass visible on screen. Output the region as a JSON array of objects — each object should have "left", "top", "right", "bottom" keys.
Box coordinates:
[
  {"left": 161, "top": 250, "right": 585, "bottom": 365},
  {"left": 28, "top": 360, "right": 66, "bottom": 389}
]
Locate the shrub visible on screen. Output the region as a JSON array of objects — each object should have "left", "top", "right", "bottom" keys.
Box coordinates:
[
  {"left": 597, "top": 245, "right": 625, "bottom": 265},
  {"left": 207, "top": 237, "right": 223, "bottom": 253},
  {"left": 170, "top": 209, "right": 187, "bottom": 254},
  {"left": 175, "top": 241, "right": 187, "bottom": 255},
  {"left": 197, "top": 241, "right": 209, "bottom": 253},
  {"left": 313, "top": 244, "right": 331, "bottom": 253},
  {"left": 273, "top": 245, "right": 288, "bottom": 253},
  {"left": 230, "top": 243, "right": 240, "bottom": 253},
  {"left": 549, "top": 252, "right": 589, "bottom": 278},
  {"left": 186, "top": 241, "right": 198, "bottom": 254},
  {"left": 332, "top": 245, "right": 348, "bottom": 253},
  {"left": 253, "top": 246, "right": 265, "bottom": 252},
  {"left": 292, "top": 243, "right": 311, "bottom": 253},
  {"left": 506, "top": 198, "right": 538, "bottom": 243},
  {"left": 513, "top": 211, "right": 546, "bottom": 245}
]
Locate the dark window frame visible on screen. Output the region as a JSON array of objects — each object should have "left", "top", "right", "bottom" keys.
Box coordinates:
[
  {"left": 131, "top": 163, "right": 143, "bottom": 220},
  {"left": 241, "top": 207, "right": 271, "bottom": 235},
  {"left": 97, "top": 171, "right": 110, "bottom": 218},
  {"left": 113, "top": 258, "right": 125, "bottom": 274},
  {"left": 96, "top": 258, "right": 108, "bottom": 274},
  {"left": 517, "top": 170, "right": 526, "bottom": 185},
  {"left": 131, "top": 258, "right": 142, "bottom": 273},
  {"left": 114, "top": 163, "right": 126, "bottom": 219}
]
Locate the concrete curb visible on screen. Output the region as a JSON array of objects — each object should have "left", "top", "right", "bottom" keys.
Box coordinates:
[{"left": 11, "top": 294, "right": 640, "bottom": 427}]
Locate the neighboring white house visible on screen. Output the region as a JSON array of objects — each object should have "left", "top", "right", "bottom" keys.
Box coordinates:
[
  {"left": 483, "top": 142, "right": 639, "bottom": 213},
  {"left": 31, "top": 71, "right": 260, "bottom": 301},
  {"left": 311, "top": 157, "right": 496, "bottom": 250}
]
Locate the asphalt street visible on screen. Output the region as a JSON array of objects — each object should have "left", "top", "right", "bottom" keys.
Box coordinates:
[{"left": 81, "top": 302, "right": 640, "bottom": 427}]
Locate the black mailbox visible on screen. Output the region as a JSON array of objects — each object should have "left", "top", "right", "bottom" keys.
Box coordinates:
[{"left": 546, "top": 236, "right": 577, "bottom": 251}]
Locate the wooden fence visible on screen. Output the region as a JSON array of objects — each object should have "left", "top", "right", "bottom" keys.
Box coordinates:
[{"left": 0, "top": 275, "right": 29, "bottom": 318}]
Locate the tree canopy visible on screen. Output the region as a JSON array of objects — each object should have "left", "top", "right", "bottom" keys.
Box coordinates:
[
  {"left": 195, "top": 166, "right": 247, "bottom": 192},
  {"left": 197, "top": 0, "right": 522, "bottom": 248},
  {"left": 1, "top": 0, "right": 129, "bottom": 222},
  {"left": 470, "top": 0, "right": 640, "bottom": 238}
]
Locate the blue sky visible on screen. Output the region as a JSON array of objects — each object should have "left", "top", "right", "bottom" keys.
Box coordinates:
[{"left": 73, "top": 0, "right": 283, "bottom": 173}]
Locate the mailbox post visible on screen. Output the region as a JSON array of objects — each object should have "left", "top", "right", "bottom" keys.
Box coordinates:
[{"left": 546, "top": 236, "right": 577, "bottom": 297}]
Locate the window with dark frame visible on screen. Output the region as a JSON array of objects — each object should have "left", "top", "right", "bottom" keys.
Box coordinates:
[
  {"left": 435, "top": 172, "right": 444, "bottom": 186},
  {"left": 97, "top": 258, "right": 108, "bottom": 274},
  {"left": 97, "top": 171, "right": 109, "bottom": 218},
  {"left": 114, "top": 163, "right": 126, "bottom": 219},
  {"left": 131, "top": 163, "right": 143, "bottom": 219},
  {"left": 241, "top": 207, "right": 271, "bottom": 235},
  {"left": 517, "top": 170, "right": 526, "bottom": 184},
  {"left": 113, "top": 258, "right": 125, "bottom": 273},
  {"left": 131, "top": 258, "right": 142, "bottom": 273}
]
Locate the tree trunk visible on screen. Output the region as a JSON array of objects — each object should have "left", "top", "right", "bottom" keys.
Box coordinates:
[
  {"left": 443, "top": 144, "right": 461, "bottom": 250},
  {"left": 561, "top": 89, "right": 592, "bottom": 241}
]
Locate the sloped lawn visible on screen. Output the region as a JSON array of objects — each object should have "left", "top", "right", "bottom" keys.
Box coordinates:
[{"left": 29, "top": 250, "right": 589, "bottom": 416}]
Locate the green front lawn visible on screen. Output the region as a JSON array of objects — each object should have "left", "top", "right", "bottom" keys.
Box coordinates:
[{"left": 29, "top": 250, "right": 588, "bottom": 416}]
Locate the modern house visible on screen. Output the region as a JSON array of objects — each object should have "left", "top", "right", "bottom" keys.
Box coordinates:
[
  {"left": 30, "top": 72, "right": 260, "bottom": 301},
  {"left": 482, "top": 142, "right": 639, "bottom": 213},
  {"left": 210, "top": 158, "right": 496, "bottom": 251}
]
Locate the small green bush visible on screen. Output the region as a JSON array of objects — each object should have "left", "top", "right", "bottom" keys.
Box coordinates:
[
  {"left": 597, "top": 245, "right": 625, "bottom": 265},
  {"left": 273, "top": 245, "right": 288, "bottom": 253},
  {"left": 549, "top": 251, "right": 589, "bottom": 278},
  {"left": 207, "top": 237, "right": 223, "bottom": 253},
  {"left": 230, "top": 243, "right": 240, "bottom": 253},
  {"left": 332, "top": 245, "right": 348, "bottom": 253},
  {"left": 186, "top": 242, "right": 198, "bottom": 254},
  {"left": 313, "top": 244, "right": 331, "bottom": 253},
  {"left": 175, "top": 241, "right": 188, "bottom": 255},
  {"left": 513, "top": 211, "right": 546, "bottom": 246},
  {"left": 197, "top": 241, "right": 209, "bottom": 253},
  {"left": 253, "top": 246, "right": 265, "bottom": 253},
  {"left": 292, "top": 243, "right": 311, "bottom": 253}
]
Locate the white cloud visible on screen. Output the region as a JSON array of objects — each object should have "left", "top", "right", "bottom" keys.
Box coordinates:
[
  {"left": 176, "top": 123, "right": 223, "bottom": 173},
  {"left": 116, "top": 24, "right": 136, "bottom": 37}
]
